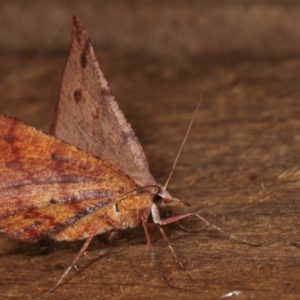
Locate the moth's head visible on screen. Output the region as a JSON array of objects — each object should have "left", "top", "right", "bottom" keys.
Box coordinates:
[{"left": 153, "top": 184, "right": 188, "bottom": 208}]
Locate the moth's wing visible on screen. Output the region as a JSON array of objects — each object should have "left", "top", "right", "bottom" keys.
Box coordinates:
[
  {"left": 0, "top": 116, "right": 137, "bottom": 242},
  {"left": 52, "top": 16, "right": 155, "bottom": 186},
  {"left": 0, "top": 199, "right": 113, "bottom": 243}
]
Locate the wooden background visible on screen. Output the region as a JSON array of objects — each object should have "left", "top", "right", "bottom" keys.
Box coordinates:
[{"left": 1, "top": 1, "right": 300, "bottom": 299}]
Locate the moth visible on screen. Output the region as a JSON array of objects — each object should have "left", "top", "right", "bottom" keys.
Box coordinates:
[{"left": 0, "top": 17, "right": 255, "bottom": 294}]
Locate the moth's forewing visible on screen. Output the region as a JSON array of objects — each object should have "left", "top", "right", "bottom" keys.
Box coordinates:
[
  {"left": 0, "top": 116, "right": 146, "bottom": 242},
  {"left": 53, "top": 16, "right": 155, "bottom": 187}
]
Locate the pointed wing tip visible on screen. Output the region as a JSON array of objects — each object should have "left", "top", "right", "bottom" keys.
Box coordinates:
[
  {"left": 72, "top": 15, "right": 81, "bottom": 28},
  {"left": 71, "top": 16, "right": 91, "bottom": 53},
  {"left": 72, "top": 15, "right": 88, "bottom": 38}
]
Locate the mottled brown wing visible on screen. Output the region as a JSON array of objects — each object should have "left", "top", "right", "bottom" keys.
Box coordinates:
[
  {"left": 0, "top": 116, "right": 137, "bottom": 242},
  {"left": 52, "top": 16, "right": 155, "bottom": 187}
]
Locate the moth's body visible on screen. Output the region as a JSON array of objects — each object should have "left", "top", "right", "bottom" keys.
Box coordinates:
[
  {"left": 51, "top": 184, "right": 153, "bottom": 241},
  {"left": 0, "top": 17, "right": 185, "bottom": 247},
  {"left": 0, "top": 17, "right": 211, "bottom": 295},
  {"left": 0, "top": 116, "right": 158, "bottom": 243}
]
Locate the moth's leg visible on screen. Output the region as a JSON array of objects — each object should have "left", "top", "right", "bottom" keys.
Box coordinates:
[
  {"left": 146, "top": 203, "right": 192, "bottom": 272},
  {"left": 139, "top": 208, "right": 175, "bottom": 286},
  {"left": 146, "top": 221, "right": 185, "bottom": 270},
  {"left": 157, "top": 225, "right": 186, "bottom": 271},
  {"left": 151, "top": 202, "right": 195, "bottom": 226},
  {"left": 175, "top": 221, "right": 202, "bottom": 233},
  {"left": 166, "top": 210, "right": 201, "bottom": 233},
  {"left": 152, "top": 207, "right": 259, "bottom": 246},
  {"left": 42, "top": 223, "right": 100, "bottom": 296}
]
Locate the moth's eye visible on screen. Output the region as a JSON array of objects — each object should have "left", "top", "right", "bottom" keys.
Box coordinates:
[{"left": 153, "top": 194, "right": 163, "bottom": 204}]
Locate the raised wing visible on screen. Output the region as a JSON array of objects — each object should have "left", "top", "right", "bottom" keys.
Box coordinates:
[
  {"left": 0, "top": 116, "right": 136, "bottom": 242},
  {"left": 52, "top": 16, "right": 155, "bottom": 186}
]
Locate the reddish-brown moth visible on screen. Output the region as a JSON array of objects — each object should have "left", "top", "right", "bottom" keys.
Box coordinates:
[{"left": 0, "top": 17, "right": 256, "bottom": 294}]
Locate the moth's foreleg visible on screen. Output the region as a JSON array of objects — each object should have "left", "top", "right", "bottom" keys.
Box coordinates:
[
  {"left": 143, "top": 205, "right": 193, "bottom": 281},
  {"left": 141, "top": 218, "right": 173, "bottom": 287},
  {"left": 153, "top": 208, "right": 259, "bottom": 246}
]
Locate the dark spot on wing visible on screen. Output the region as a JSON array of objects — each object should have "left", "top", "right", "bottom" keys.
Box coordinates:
[
  {"left": 51, "top": 152, "right": 94, "bottom": 171},
  {"left": 79, "top": 33, "right": 91, "bottom": 69},
  {"left": 0, "top": 135, "right": 19, "bottom": 145},
  {"left": 74, "top": 89, "right": 83, "bottom": 103},
  {"left": 122, "top": 130, "right": 137, "bottom": 144},
  {"left": 51, "top": 152, "right": 70, "bottom": 163},
  {"left": 101, "top": 87, "right": 114, "bottom": 98},
  {"left": 81, "top": 54, "right": 87, "bottom": 68},
  {"left": 34, "top": 220, "right": 42, "bottom": 226}
]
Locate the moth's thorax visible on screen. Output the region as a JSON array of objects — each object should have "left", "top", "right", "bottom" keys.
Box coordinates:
[{"left": 50, "top": 187, "right": 154, "bottom": 241}]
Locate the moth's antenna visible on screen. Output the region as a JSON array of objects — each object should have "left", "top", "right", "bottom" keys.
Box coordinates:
[{"left": 164, "top": 97, "right": 202, "bottom": 189}]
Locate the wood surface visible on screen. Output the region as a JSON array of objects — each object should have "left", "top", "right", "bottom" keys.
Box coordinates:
[{"left": 0, "top": 1, "right": 300, "bottom": 299}]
